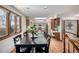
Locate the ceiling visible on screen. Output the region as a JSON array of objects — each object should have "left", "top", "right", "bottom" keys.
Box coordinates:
[{"left": 13, "top": 5, "right": 79, "bottom": 20}]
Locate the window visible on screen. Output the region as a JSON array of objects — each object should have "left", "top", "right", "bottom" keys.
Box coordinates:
[
  {"left": 0, "top": 6, "right": 22, "bottom": 40},
  {"left": 16, "top": 16, "right": 21, "bottom": 33},
  {"left": 0, "top": 8, "right": 8, "bottom": 38},
  {"left": 10, "top": 13, "right": 15, "bottom": 34}
]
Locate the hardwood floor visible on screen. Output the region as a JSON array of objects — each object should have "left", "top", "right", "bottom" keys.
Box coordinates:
[
  {"left": 11, "top": 37, "right": 78, "bottom": 53},
  {"left": 49, "top": 38, "right": 63, "bottom": 53},
  {"left": 10, "top": 48, "right": 16, "bottom": 53}
]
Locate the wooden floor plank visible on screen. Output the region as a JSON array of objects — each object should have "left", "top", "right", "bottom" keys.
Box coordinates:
[{"left": 49, "top": 38, "right": 63, "bottom": 53}]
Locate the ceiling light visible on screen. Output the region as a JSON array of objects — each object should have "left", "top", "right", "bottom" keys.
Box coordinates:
[
  {"left": 26, "top": 7, "right": 30, "bottom": 9},
  {"left": 44, "top": 6, "right": 48, "bottom": 9},
  {"left": 35, "top": 17, "right": 47, "bottom": 19}
]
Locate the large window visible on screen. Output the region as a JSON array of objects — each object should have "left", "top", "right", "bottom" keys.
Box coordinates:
[
  {"left": 0, "top": 8, "right": 8, "bottom": 37},
  {"left": 16, "top": 16, "right": 21, "bottom": 33},
  {"left": 10, "top": 13, "right": 15, "bottom": 34},
  {"left": 0, "top": 6, "right": 22, "bottom": 40}
]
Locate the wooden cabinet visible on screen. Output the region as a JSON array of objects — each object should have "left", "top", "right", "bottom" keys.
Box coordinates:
[
  {"left": 51, "top": 17, "right": 60, "bottom": 31},
  {"left": 26, "top": 18, "right": 30, "bottom": 26},
  {"left": 77, "top": 20, "right": 79, "bottom": 37},
  {"left": 53, "top": 31, "right": 60, "bottom": 40},
  {"left": 51, "top": 17, "right": 60, "bottom": 40},
  {"left": 51, "top": 19, "right": 54, "bottom": 30}
]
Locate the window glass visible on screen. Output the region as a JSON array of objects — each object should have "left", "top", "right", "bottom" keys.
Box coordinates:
[
  {"left": 16, "top": 16, "right": 21, "bottom": 32},
  {"left": 0, "top": 9, "right": 8, "bottom": 37},
  {"left": 10, "top": 13, "right": 15, "bottom": 34}
]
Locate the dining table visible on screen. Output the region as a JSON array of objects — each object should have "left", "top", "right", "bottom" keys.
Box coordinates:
[{"left": 15, "top": 31, "right": 48, "bottom": 53}]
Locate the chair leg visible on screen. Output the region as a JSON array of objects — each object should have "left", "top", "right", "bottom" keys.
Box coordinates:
[{"left": 45, "top": 46, "right": 48, "bottom": 53}]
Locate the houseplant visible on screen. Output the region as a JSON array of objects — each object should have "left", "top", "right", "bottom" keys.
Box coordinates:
[{"left": 26, "top": 24, "right": 38, "bottom": 41}]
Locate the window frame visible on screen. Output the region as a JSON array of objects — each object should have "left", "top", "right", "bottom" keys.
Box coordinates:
[
  {"left": 0, "top": 6, "right": 22, "bottom": 41},
  {"left": 9, "top": 13, "right": 16, "bottom": 35},
  {"left": 16, "top": 15, "right": 22, "bottom": 33},
  {"left": 0, "top": 7, "right": 9, "bottom": 38}
]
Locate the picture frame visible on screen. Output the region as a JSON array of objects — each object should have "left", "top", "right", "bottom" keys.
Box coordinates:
[{"left": 66, "top": 21, "right": 73, "bottom": 30}]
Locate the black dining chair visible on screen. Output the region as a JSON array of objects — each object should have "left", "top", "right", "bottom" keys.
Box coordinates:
[
  {"left": 43, "top": 32, "right": 51, "bottom": 45},
  {"left": 35, "top": 32, "right": 51, "bottom": 53},
  {"left": 13, "top": 34, "right": 32, "bottom": 53},
  {"left": 35, "top": 45, "right": 48, "bottom": 53}
]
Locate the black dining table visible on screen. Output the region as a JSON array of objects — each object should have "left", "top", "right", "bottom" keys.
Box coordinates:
[{"left": 15, "top": 32, "right": 48, "bottom": 53}]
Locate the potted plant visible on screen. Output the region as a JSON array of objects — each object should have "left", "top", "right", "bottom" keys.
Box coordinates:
[{"left": 26, "top": 24, "right": 38, "bottom": 41}]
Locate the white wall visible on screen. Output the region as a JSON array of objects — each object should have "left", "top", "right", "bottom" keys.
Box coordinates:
[
  {"left": 0, "top": 5, "right": 26, "bottom": 53},
  {"left": 65, "top": 20, "right": 77, "bottom": 34},
  {"left": 47, "top": 19, "right": 51, "bottom": 35}
]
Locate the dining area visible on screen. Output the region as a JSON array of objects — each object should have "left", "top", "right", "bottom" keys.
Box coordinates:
[{"left": 13, "top": 29, "right": 51, "bottom": 53}]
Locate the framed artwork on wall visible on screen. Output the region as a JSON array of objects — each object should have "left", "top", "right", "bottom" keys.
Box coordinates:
[
  {"left": 65, "top": 20, "right": 77, "bottom": 35},
  {"left": 66, "top": 21, "right": 73, "bottom": 30},
  {"left": 0, "top": 8, "right": 8, "bottom": 38}
]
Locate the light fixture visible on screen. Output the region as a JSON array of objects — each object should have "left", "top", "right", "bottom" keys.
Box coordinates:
[
  {"left": 26, "top": 7, "right": 30, "bottom": 9},
  {"left": 44, "top": 6, "right": 48, "bottom": 9},
  {"left": 35, "top": 17, "right": 47, "bottom": 19}
]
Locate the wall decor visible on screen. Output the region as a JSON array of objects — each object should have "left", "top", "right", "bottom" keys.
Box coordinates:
[
  {"left": 65, "top": 20, "right": 77, "bottom": 34},
  {"left": 66, "top": 21, "right": 73, "bottom": 30}
]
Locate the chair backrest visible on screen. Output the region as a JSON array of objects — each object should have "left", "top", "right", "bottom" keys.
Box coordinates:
[
  {"left": 23, "top": 32, "right": 27, "bottom": 36},
  {"left": 13, "top": 34, "right": 22, "bottom": 45},
  {"left": 44, "top": 32, "right": 48, "bottom": 39}
]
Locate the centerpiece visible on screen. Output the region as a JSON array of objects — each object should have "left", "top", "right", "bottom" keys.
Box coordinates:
[{"left": 26, "top": 24, "right": 38, "bottom": 41}]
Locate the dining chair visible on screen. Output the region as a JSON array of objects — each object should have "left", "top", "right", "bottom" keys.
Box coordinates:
[
  {"left": 35, "top": 32, "right": 51, "bottom": 53},
  {"left": 44, "top": 32, "right": 51, "bottom": 53},
  {"left": 35, "top": 46, "right": 48, "bottom": 53},
  {"left": 43, "top": 31, "right": 51, "bottom": 44},
  {"left": 13, "top": 34, "right": 32, "bottom": 53}
]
